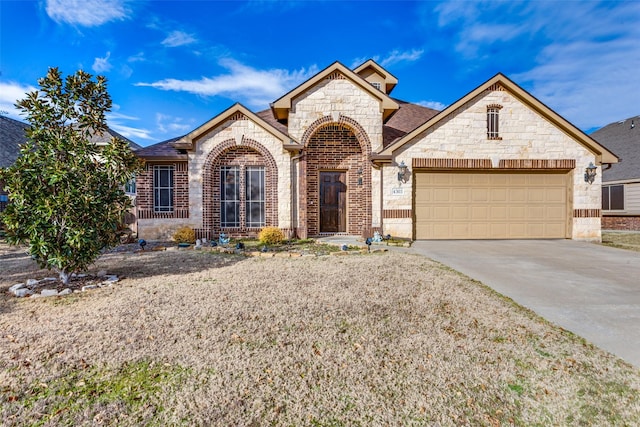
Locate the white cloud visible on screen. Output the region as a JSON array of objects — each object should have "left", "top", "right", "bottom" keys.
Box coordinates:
[
  {"left": 380, "top": 49, "right": 424, "bottom": 67},
  {"left": 416, "top": 100, "right": 447, "bottom": 111},
  {"left": 45, "top": 0, "right": 129, "bottom": 26},
  {"left": 0, "top": 81, "right": 37, "bottom": 119},
  {"left": 156, "top": 113, "right": 193, "bottom": 134},
  {"left": 135, "top": 58, "right": 319, "bottom": 107},
  {"left": 92, "top": 52, "right": 112, "bottom": 73},
  {"left": 351, "top": 49, "right": 424, "bottom": 69},
  {"left": 162, "top": 30, "right": 197, "bottom": 47},
  {"left": 107, "top": 111, "right": 154, "bottom": 141},
  {"left": 432, "top": 1, "right": 640, "bottom": 130},
  {"left": 128, "top": 52, "right": 146, "bottom": 63}
]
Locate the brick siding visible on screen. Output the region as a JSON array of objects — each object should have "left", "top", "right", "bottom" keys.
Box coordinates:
[
  {"left": 602, "top": 216, "right": 640, "bottom": 231},
  {"left": 199, "top": 138, "right": 278, "bottom": 239},
  {"left": 301, "top": 121, "right": 372, "bottom": 237},
  {"left": 137, "top": 162, "right": 189, "bottom": 219}
]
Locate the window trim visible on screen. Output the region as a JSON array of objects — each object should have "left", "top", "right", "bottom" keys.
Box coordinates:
[
  {"left": 153, "top": 165, "right": 174, "bottom": 213},
  {"left": 219, "top": 164, "right": 266, "bottom": 229},
  {"left": 245, "top": 166, "right": 266, "bottom": 228},
  {"left": 602, "top": 184, "right": 624, "bottom": 211},
  {"left": 487, "top": 104, "right": 503, "bottom": 140},
  {"left": 220, "top": 165, "right": 241, "bottom": 228}
]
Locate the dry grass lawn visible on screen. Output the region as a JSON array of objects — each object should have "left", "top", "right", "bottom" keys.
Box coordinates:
[
  {"left": 601, "top": 231, "right": 640, "bottom": 252},
  {"left": 1, "top": 242, "right": 639, "bottom": 426}
]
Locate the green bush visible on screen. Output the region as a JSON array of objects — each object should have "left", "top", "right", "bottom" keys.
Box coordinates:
[
  {"left": 258, "top": 226, "right": 285, "bottom": 245},
  {"left": 173, "top": 226, "right": 196, "bottom": 244}
]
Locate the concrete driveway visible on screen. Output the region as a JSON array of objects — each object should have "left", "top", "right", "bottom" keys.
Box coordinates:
[{"left": 411, "top": 239, "right": 640, "bottom": 368}]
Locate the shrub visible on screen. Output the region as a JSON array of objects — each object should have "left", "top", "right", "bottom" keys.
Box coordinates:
[
  {"left": 258, "top": 226, "right": 285, "bottom": 245},
  {"left": 173, "top": 226, "right": 196, "bottom": 244}
]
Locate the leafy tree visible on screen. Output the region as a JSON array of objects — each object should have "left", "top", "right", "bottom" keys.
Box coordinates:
[{"left": 0, "top": 68, "right": 142, "bottom": 285}]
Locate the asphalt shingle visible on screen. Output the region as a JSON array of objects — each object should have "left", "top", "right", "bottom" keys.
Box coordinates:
[{"left": 590, "top": 115, "right": 640, "bottom": 182}]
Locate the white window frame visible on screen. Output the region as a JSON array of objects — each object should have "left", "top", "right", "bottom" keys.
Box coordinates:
[
  {"left": 487, "top": 106, "right": 501, "bottom": 139},
  {"left": 245, "top": 166, "right": 266, "bottom": 228},
  {"left": 370, "top": 81, "right": 382, "bottom": 91},
  {"left": 220, "top": 166, "right": 241, "bottom": 227},
  {"left": 153, "top": 165, "right": 174, "bottom": 213}
]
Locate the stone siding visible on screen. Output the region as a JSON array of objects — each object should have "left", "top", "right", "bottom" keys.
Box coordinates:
[
  {"left": 382, "top": 87, "right": 601, "bottom": 241},
  {"left": 189, "top": 115, "right": 292, "bottom": 234}
]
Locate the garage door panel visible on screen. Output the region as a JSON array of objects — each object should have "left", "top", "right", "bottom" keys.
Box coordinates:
[{"left": 415, "top": 172, "right": 568, "bottom": 239}]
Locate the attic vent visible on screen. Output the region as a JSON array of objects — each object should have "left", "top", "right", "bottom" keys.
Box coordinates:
[
  {"left": 370, "top": 82, "right": 382, "bottom": 90},
  {"left": 326, "top": 71, "right": 346, "bottom": 80}
]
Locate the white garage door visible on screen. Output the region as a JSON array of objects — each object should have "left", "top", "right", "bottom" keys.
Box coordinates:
[{"left": 415, "top": 172, "right": 569, "bottom": 239}]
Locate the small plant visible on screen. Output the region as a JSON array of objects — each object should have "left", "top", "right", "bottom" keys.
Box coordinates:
[
  {"left": 258, "top": 226, "right": 285, "bottom": 245},
  {"left": 173, "top": 226, "right": 196, "bottom": 244}
]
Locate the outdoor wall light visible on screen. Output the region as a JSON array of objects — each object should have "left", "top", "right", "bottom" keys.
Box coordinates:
[
  {"left": 397, "top": 161, "right": 410, "bottom": 184},
  {"left": 584, "top": 162, "right": 597, "bottom": 184}
]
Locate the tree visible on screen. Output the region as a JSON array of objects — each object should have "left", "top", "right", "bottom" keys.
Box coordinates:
[{"left": 0, "top": 68, "right": 142, "bottom": 285}]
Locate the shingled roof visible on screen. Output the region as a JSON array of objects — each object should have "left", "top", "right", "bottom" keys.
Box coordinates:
[
  {"left": 383, "top": 99, "right": 440, "bottom": 148},
  {"left": 0, "top": 115, "right": 141, "bottom": 168},
  {"left": 590, "top": 115, "right": 640, "bottom": 182},
  {"left": 134, "top": 135, "right": 188, "bottom": 160},
  {"left": 0, "top": 116, "right": 29, "bottom": 168}
]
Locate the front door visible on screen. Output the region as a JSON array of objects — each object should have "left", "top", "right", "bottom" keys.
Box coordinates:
[{"left": 320, "top": 171, "right": 346, "bottom": 233}]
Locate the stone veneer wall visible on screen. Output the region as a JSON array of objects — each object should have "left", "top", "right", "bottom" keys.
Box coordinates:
[
  {"left": 287, "top": 74, "right": 383, "bottom": 233},
  {"left": 199, "top": 141, "right": 278, "bottom": 238},
  {"left": 188, "top": 113, "right": 293, "bottom": 237},
  {"left": 383, "top": 86, "right": 602, "bottom": 241}
]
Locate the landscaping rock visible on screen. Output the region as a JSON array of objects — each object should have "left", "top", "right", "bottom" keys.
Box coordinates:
[
  {"left": 40, "top": 289, "right": 59, "bottom": 297},
  {"left": 26, "top": 279, "right": 39, "bottom": 287},
  {"left": 59, "top": 288, "right": 72, "bottom": 296},
  {"left": 9, "top": 283, "right": 25, "bottom": 293},
  {"left": 97, "top": 270, "right": 107, "bottom": 277},
  {"left": 14, "top": 288, "right": 33, "bottom": 298},
  {"left": 82, "top": 285, "right": 98, "bottom": 292}
]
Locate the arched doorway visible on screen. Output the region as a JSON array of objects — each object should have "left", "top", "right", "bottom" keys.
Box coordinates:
[{"left": 301, "top": 118, "right": 372, "bottom": 237}]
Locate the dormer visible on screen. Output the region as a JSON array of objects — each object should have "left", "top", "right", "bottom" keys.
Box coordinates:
[{"left": 353, "top": 59, "right": 398, "bottom": 94}]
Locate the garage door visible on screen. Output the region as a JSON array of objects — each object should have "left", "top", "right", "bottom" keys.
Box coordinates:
[{"left": 415, "top": 172, "right": 568, "bottom": 239}]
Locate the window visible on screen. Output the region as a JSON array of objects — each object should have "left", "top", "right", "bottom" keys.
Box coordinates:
[
  {"left": 487, "top": 105, "right": 502, "bottom": 139},
  {"left": 153, "top": 165, "right": 174, "bottom": 212},
  {"left": 602, "top": 185, "right": 624, "bottom": 210},
  {"left": 370, "top": 81, "right": 382, "bottom": 91},
  {"left": 220, "top": 165, "right": 265, "bottom": 228},
  {"left": 124, "top": 175, "right": 136, "bottom": 194},
  {"left": 220, "top": 166, "right": 240, "bottom": 227},
  {"left": 246, "top": 166, "right": 265, "bottom": 227}
]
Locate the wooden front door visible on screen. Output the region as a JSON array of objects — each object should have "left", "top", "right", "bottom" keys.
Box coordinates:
[{"left": 320, "top": 171, "right": 346, "bottom": 233}]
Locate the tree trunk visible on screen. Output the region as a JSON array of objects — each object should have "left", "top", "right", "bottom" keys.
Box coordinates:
[{"left": 59, "top": 270, "right": 71, "bottom": 285}]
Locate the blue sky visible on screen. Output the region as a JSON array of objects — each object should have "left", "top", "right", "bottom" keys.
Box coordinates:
[{"left": 1, "top": 0, "right": 638, "bottom": 147}]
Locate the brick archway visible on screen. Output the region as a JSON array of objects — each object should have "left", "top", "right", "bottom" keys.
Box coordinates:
[
  {"left": 299, "top": 115, "right": 372, "bottom": 237},
  {"left": 202, "top": 138, "right": 278, "bottom": 237}
]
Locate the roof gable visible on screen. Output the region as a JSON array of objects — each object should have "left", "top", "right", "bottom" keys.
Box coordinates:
[
  {"left": 353, "top": 59, "right": 398, "bottom": 94},
  {"left": 270, "top": 61, "right": 399, "bottom": 122},
  {"left": 173, "top": 103, "right": 299, "bottom": 151},
  {"left": 381, "top": 73, "right": 618, "bottom": 165}
]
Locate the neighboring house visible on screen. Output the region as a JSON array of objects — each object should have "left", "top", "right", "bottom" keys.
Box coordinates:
[
  {"left": 0, "top": 115, "right": 140, "bottom": 215},
  {"left": 135, "top": 60, "right": 618, "bottom": 242},
  {"left": 591, "top": 115, "right": 640, "bottom": 230},
  {"left": 0, "top": 116, "right": 30, "bottom": 212}
]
